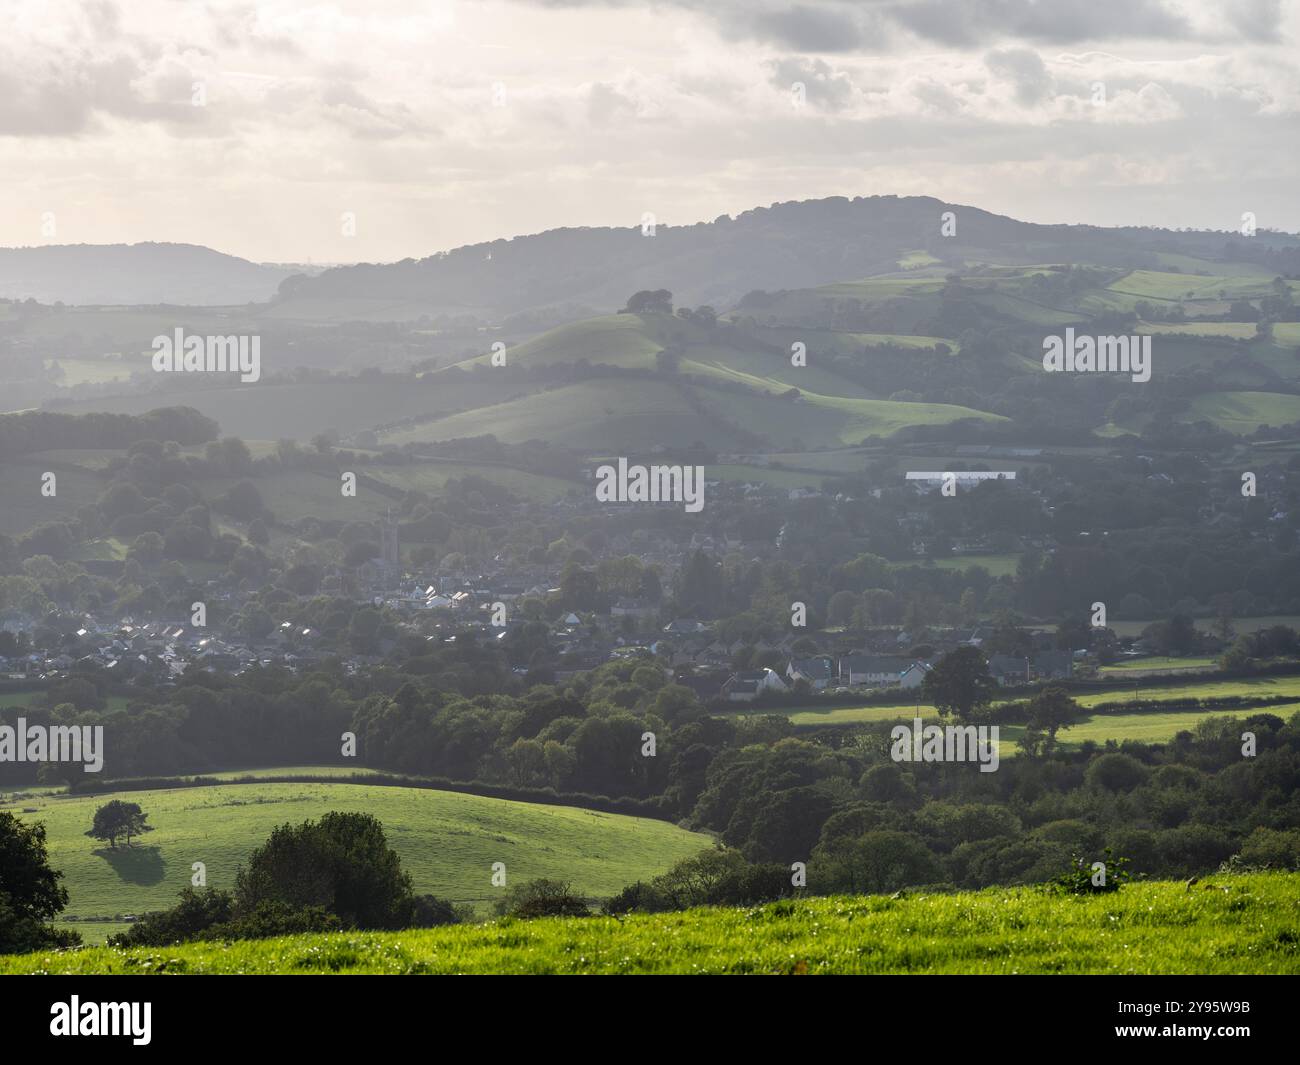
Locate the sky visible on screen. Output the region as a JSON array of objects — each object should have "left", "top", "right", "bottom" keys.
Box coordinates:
[{"left": 1, "top": 0, "right": 1297, "bottom": 264}]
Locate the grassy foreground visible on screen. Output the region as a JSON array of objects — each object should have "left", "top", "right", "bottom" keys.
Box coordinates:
[{"left": 5, "top": 872, "right": 1298, "bottom": 975}]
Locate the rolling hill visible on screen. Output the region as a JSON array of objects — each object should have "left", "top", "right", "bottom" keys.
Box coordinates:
[
  {"left": 0, "top": 244, "right": 302, "bottom": 306},
  {"left": 271, "top": 195, "right": 1300, "bottom": 320},
  {"left": 3, "top": 780, "right": 713, "bottom": 943}
]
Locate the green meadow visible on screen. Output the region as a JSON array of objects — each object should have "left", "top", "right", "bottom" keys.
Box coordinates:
[
  {"left": 1, "top": 782, "right": 713, "bottom": 943},
  {"left": 1100, "top": 656, "right": 1219, "bottom": 673},
  {"left": 6, "top": 872, "right": 1296, "bottom": 975},
  {"left": 733, "top": 676, "right": 1300, "bottom": 750}
]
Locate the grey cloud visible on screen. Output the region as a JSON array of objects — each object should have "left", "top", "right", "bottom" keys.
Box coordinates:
[
  {"left": 0, "top": 52, "right": 212, "bottom": 137},
  {"left": 746, "top": 5, "right": 875, "bottom": 52},
  {"left": 587, "top": 82, "right": 639, "bottom": 125},
  {"left": 889, "top": 0, "right": 1192, "bottom": 46},
  {"left": 768, "top": 57, "right": 856, "bottom": 110},
  {"left": 1227, "top": 0, "right": 1284, "bottom": 42},
  {"left": 516, "top": 0, "right": 1229, "bottom": 48},
  {"left": 984, "top": 48, "right": 1053, "bottom": 106}
]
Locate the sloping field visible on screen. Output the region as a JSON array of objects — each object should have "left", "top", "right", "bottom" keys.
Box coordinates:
[
  {"left": 1183, "top": 391, "right": 1300, "bottom": 434},
  {"left": 379, "top": 378, "right": 736, "bottom": 450},
  {"left": 44, "top": 377, "right": 506, "bottom": 440},
  {"left": 2, "top": 781, "right": 712, "bottom": 941},
  {"left": 1108, "top": 270, "right": 1295, "bottom": 303}
]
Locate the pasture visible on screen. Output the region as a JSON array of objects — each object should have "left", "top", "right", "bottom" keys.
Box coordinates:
[{"left": 2, "top": 781, "right": 712, "bottom": 943}]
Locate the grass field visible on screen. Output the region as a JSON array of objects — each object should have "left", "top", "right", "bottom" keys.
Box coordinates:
[
  {"left": 6, "top": 871, "right": 1296, "bottom": 974},
  {"left": 891, "top": 553, "right": 1020, "bottom": 577},
  {"left": 1, "top": 781, "right": 712, "bottom": 943},
  {"left": 1107, "top": 615, "right": 1300, "bottom": 637},
  {"left": 1100, "top": 656, "right": 1219, "bottom": 673},
  {"left": 1182, "top": 391, "right": 1300, "bottom": 434},
  {"left": 735, "top": 676, "right": 1300, "bottom": 746},
  {"left": 1107, "top": 270, "right": 1295, "bottom": 303},
  {"left": 46, "top": 376, "right": 507, "bottom": 441}
]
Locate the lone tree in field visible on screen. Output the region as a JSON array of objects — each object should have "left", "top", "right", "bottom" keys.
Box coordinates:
[
  {"left": 86, "top": 800, "right": 153, "bottom": 849},
  {"left": 1020, "top": 685, "right": 1083, "bottom": 757},
  {"left": 622, "top": 289, "right": 673, "bottom": 315},
  {"left": 921, "top": 646, "right": 999, "bottom": 724}
]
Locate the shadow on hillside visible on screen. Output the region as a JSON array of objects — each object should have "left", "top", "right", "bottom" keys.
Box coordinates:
[{"left": 93, "top": 845, "right": 165, "bottom": 886}]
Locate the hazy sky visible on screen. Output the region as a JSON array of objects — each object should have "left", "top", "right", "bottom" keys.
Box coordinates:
[{"left": 2, "top": 0, "right": 1298, "bottom": 263}]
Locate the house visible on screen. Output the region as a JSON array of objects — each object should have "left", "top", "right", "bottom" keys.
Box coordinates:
[
  {"left": 786, "top": 656, "right": 835, "bottom": 690},
  {"left": 900, "top": 661, "right": 932, "bottom": 689},
  {"left": 611, "top": 598, "right": 657, "bottom": 619},
  {"left": 839, "top": 654, "right": 914, "bottom": 687},
  {"left": 987, "top": 655, "right": 1029, "bottom": 686},
  {"left": 675, "top": 670, "right": 729, "bottom": 702},
  {"left": 722, "top": 668, "right": 788, "bottom": 702},
  {"left": 1031, "top": 651, "right": 1073, "bottom": 681},
  {"left": 663, "top": 618, "right": 708, "bottom": 635}
]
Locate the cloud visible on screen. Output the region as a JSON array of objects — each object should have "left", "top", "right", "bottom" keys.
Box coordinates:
[
  {"left": 1226, "top": 0, "right": 1285, "bottom": 43},
  {"left": 768, "top": 57, "right": 856, "bottom": 111},
  {"left": 889, "top": 0, "right": 1192, "bottom": 46},
  {"left": 984, "top": 48, "right": 1053, "bottom": 106},
  {"left": 0, "top": 0, "right": 1294, "bottom": 261},
  {"left": 517, "top": 0, "right": 1283, "bottom": 49}
]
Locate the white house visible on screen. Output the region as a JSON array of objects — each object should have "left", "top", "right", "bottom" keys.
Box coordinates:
[
  {"left": 900, "top": 661, "right": 932, "bottom": 689},
  {"left": 722, "top": 668, "right": 789, "bottom": 702}
]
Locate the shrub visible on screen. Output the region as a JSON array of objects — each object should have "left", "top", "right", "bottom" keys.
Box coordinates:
[
  {"left": 495, "top": 879, "right": 591, "bottom": 919},
  {"left": 1048, "top": 849, "right": 1132, "bottom": 895}
]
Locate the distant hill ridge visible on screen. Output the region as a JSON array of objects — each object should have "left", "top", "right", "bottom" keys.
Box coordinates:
[
  {"left": 277, "top": 195, "right": 1300, "bottom": 316},
  {"left": 0, "top": 242, "right": 299, "bottom": 306},
  {"left": 4, "top": 196, "right": 1298, "bottom": 312}
]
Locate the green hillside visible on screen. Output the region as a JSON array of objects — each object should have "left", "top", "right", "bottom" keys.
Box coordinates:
[
  {"left": 3, "top": 781, "right": 712, "bottom": 942},
  {"left": 1182, "top": 391, "right": 1300, "bottom": 434},
  {"left": 380, "top": 376, "right": 1004, "bottom": 452},
  {"left": 6, "top": 871, "right": 1296, "bottom": 974},
  {"left": 381, "top": 378, "right": 735, "bottom": 450}
]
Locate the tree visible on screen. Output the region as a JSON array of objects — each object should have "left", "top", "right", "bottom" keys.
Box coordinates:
[
  {"left": 0, "top": 812, "right": 80, "bottom": 953},
  {"left": 921, "top": 646, "right": 998, "bottom": 723},
  {"left": 219, "top": 480, "right": 266, "bottom": 521},
  {"left": 813, "top": 830, "right": 943, "bottom": 894},
  {"left": 86, "top": 800, "right": 153, "bottom": 849},
  {"left": 234, "top": 812, "right": 415, "bottom": 930},
  {"left": 622, "top": 289, "right": 673, "bottom": 315},
  {"left": 1021, "top": 686, "right": 1082, "bottom": 756}
]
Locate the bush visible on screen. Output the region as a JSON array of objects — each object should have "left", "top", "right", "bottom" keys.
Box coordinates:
[
  {"left": 1236, "top": 827, "right": 1300, "bottom": 871},
  {"left": 406, "top": 894, "right": 472, "bottom": 927},
  {"left": 495, "top": 879, "right": 591, "bottom": 919},
  {"left": 1085, "top": 752, "right": 1148, "bottom": 793},
  {"left": 1156, "top": 825, "right": 1236, "bottom": 874},
  {"left": 813, "top": 831, "right": 944, "bottom": 894},
  {"left": 602, "top": 881, "right": 671, "bottom": 916},
  {"left": 109, "top": 887, "right": 233, "bottom": 947},
  {"left": 110, "top": 889, "right": 341, "bottom": 947},
  {"left": 1047, "top": 849, "right": 1131, "bottom": 895}
]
